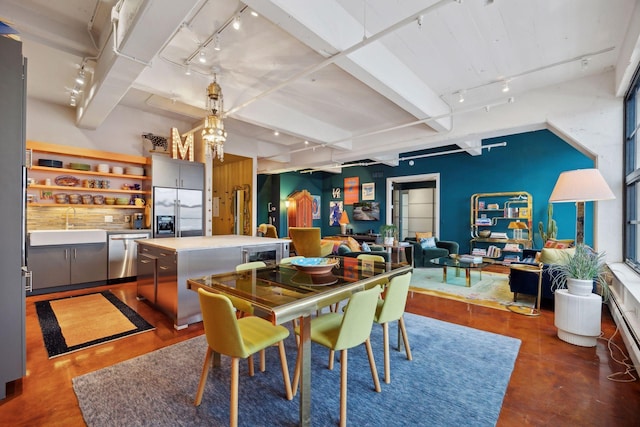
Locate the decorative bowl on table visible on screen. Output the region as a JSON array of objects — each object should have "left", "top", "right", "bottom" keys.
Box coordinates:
[
  {"left": 291, "top": 257, "right": 339, "bottom": 275},
  {"left": 478, "top": 230, "right": 491, "bottom": 238}
]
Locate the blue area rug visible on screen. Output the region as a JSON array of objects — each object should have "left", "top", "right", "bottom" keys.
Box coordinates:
[{"left": 73, "top": 313, "right": 520, "bottom": 426}]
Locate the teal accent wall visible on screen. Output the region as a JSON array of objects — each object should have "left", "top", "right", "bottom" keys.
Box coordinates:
[{"left": 258, "top": 129, "right": 593, "bottom": 251}]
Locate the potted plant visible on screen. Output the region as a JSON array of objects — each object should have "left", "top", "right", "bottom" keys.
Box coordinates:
[
  {"left": 379, "top": 224, "right": 398, "bottom": 245},
  {"left": 548, "top": 243, "right": 610, "bottom": 301}
]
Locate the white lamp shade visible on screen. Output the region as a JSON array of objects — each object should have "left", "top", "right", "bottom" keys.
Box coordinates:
[{"left": 548, "top": 168, "right": 615, "bottom": 203}]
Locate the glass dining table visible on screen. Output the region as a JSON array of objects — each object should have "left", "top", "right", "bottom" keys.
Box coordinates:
[{"left": 186, "top": 256, "right": 412, "bottom": 426}]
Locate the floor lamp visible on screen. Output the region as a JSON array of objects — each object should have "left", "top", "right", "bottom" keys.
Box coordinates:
[{"left": 548, "top": 168, "right": 615, "bottom": 245}]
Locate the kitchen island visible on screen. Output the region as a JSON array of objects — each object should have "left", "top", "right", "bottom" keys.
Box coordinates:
[{"left": 137, "top": 235, "right": 290, "bottom": 329}]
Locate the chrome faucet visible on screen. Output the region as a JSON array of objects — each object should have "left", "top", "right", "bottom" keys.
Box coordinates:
[{"left": 65, "top": 207, "right": 76, "bottom": 230}]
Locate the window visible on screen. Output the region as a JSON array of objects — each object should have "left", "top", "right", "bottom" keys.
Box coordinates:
[{"left": 624, "top": 67, "right": 640, "bottom": 271}]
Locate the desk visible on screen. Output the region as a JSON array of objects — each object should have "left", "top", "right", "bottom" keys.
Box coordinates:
[{"left": 187, "top": 257, "right": 411, "bottom": 426}]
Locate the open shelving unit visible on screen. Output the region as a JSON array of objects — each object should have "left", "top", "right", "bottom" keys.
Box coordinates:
[
  {"left": 26, "top": 141, "right": 151, "bottom": 209},
  {"left": 470, "top": 191, "right": 533, "bottom": 262}
]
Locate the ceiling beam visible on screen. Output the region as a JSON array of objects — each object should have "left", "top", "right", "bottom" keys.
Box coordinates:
[{"left": 77, "top": 0, "right": 200, "bottom": 129}]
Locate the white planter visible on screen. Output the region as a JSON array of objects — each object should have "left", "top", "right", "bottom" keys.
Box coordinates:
[
  {"left": 566, "top": 278, "right": 593, "bottom": 296},
  {"left": 384, "top": 237, "right": 394, "bottom": 245}
]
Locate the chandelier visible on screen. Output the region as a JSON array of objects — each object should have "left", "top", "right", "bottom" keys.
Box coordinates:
[{"left": 202, "top": 77, "right": 227, "bottom": 161}]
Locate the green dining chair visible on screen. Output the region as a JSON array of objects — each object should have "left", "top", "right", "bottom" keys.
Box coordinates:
[
  {"left": 292, "top": 285, "right": 383, "bottom": 427},
  {"left": 194, "top": 289, "right": 293, "bottom": 427},
  {"left": 279, "top": 255, "right": 305, "bottom": 264},
  {"left": 374, "top": 271, "right": 413, "bottom": 384},
  {"left": 356, "top": 253, "right": 386, "bottom": 263}
]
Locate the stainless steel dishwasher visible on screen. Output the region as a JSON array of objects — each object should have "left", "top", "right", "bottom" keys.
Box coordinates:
[{"left": 108, "top": 232, "right": 151, "bottom": 280}]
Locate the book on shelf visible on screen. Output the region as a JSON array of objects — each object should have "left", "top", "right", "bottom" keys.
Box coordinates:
[
  {"left": 475, "top": 218, "right": 491, "bottom": 225},
  {"left": 503, "top": 243, "right": 522, "bottom": 252},
  {"left": 489, "top": 232, "right": 508, "bottom": 239},
  {"left": 486, "top": 245, "right": 501, "bottom": 258},
  {"left": 471, "top": 248, "right": 487, "bottom": 256},
  {"left": 502, "top": 254, "right": 520, "bottom": 264}
]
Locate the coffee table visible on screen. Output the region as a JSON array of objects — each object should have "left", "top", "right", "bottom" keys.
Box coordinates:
[{"left": 430, "top": 256, "right": 490, "bottom": 287}]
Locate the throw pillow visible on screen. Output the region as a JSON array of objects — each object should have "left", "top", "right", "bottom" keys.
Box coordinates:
[
  {"left": 337, "top": 244, "right": 352, "bottom": 256},
  {"left": 420, "top": 237, "right": 437, "bottom": 249},
  {"left": 539, "top": 247, "right": 576, "bottom": 265},
  {"left": 361, "top": 242, "right": 371, "bottom": 252},
  {"left": 544, "top": 238, "right": 575, "bottom": 249},
  {"left": 415, "top": 231, "right": 433, "bottom": 240},
  {"left": 346, "top": 237, "right": 361, "bottom": 252}
]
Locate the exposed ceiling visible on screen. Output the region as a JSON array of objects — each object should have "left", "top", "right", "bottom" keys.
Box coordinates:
[{"left": 2, "top": 0, "right": 639, "bottom": 174}]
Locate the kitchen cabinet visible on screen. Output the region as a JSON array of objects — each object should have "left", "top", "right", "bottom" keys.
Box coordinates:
[
  {"left": 136, "top": 236, "right": 290, "bottom": 329},
  {"left": 149, "top": 155, "right": 204, "bottom": 190},
  {"left": 28, "top": 242, "right": 108, "bottom": 291},
  {"left": 26, "top": 140, "right": 151, "bottom": 209}
]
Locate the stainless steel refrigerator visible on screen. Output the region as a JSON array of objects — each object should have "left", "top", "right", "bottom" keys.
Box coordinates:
[{"left": 153, "top": 187, "right": 204, "bottom": 238}]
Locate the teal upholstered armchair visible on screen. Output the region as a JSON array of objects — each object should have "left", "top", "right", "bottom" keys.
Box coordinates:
[{"left": 403, "top": 237, "right": 459, "bottom": 268}]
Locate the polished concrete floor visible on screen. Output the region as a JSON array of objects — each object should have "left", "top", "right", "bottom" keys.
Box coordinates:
[{"left": 1, "top": 280, "right": 639, "bottom": 426}]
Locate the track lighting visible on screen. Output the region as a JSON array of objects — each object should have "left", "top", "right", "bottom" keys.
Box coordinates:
[
  {"left": 458, "top": 90, "right": 465, "bottom": 103},
  {"left": 69, "top": 96, "right": 77, "bottom": 107},
  {"left": 213, "top": 34, "right": 221, "bottom": 51},
  {"left": 198, "top": 50, "right": 207, "bottom": 63},
  {"left": 581, "top": 57, "right": 589, "bottom": 71},
  {"left": 232, "top": 16, "right": 241, "bottom": 30},
  {"left": 250, "top": 10, "right": 258, "bottom": 17},
  {"left": 273, "top": 130, "right": 279, "bottom": 136},
  {"left": 501, "top": 80, "right": 510, "bottom": 93},
  {"left": 185, "top": 64, "right": 192, "bottom": 75}
]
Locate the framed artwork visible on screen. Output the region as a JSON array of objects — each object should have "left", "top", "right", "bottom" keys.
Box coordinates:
[
  {"left": 312, "top": 195, "right": 321, "bottom": 219},
  {"left": 362, "top": 182, "right": 375, "bottom": 200},
  {"left": 353, "top": 201, "right": 380, "bottom": 221},
  {"left": 329, "top": 201, "right": 343, "bottom": 226},
  {"left": 344, "top": 176, "right": 359, "bottom": 205}
]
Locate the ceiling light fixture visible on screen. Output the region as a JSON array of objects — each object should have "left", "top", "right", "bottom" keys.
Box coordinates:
[
  {"left": 273, "top": 130, "right": 279, "bottom": 136},
  {"left": 458, "top": 90, "right": 465, "bottom": 103},
  {"left": 232, "top": 16, "right": 241, "bottom": 30},
  {"left": 202, "top": 76, "right": 227, "bottom": 161},
  {"left": 69, "top": 96, "right": 77, "bottom": 107},
  {"left": 185, "top": 64, "right": 192, "bottom": 75},
  {"left": 250, "top": 10, "right": 258, "bottom": 17},
  {"left": 501, "top": 80, "right": 510, "bottom": 92},
  {"left": 75, "top": 68, "right": 86, "bottom": 86},
  {"left": 581, "top": 57, "right": 589, "bottom": 71},
  {"left": 198, "top": 50, "right": 207, "bottom": 63},
  {"left": 213, "top": 34, "right": 221, "bottom": 51}
]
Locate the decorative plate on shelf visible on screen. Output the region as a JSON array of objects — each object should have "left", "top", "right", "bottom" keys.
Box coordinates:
[
  {"left": 54, "top": 175, "right": 80, "bottom": 186},
  {"left": 291, "top": 257, "right": 339, "bottom": 275}
]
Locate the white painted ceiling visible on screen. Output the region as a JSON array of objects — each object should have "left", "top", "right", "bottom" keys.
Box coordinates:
[{"left": 2, "top": 0, "right": 639, "bottom": 173}]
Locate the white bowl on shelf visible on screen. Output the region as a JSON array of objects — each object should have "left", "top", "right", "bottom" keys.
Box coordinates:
[
  {"left": 125, "top": 166, "right": 144, "bottom": 176},
  {"left": 97, "top": 163, "right": 110, "bottom": 173},
  {"left": 111, "top": 166, "right": 123, "bottom": 174}
]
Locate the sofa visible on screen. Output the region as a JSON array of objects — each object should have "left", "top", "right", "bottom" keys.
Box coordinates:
[
  {"left": 508, "top": 247, "right": 595, "bottom": 302},
  {"left": 323, "top": 235, "right": 390, "bottom": 261},
  {"left": 403, "top": 237, "right": 459, "bottom": 268}
]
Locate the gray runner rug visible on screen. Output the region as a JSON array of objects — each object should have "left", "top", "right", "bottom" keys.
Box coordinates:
[{"left": 73, "top": 312, "right": 520, "bottom": 426}]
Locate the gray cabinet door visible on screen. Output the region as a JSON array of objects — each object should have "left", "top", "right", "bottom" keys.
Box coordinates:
[
  {"left": 29, "top": 246, "right": 71, "bottom": 289},
  {"left": 136, "top": 252, "right": 157, "bottom": 303},
  {"left": 156, "top": 250, "right": 177, "bottom": 318},
  {"left": 178, "top": 162, "right": 204, "bottom": 190},
  {"left": 151, "top": 156, "right": 181, "bottom": 188},
  {"left": 71, "top": 243, "right": 107, "bottom": 284}
]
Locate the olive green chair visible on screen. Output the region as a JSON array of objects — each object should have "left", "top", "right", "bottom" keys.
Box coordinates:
[
  {"left": 292, "top": 285, "right": 383, "bottom": 427},
  {"left": 288, "top": 227, "right": 333, "bottom": 257},
  {"left": 356, "top": 253, "right": 386, "bottom": 263},
  {"left": 374, "top": 271, "right": 413, "bottom": 384},
  {"left": 194, "top": 289, "right": 293, "bottom": 427},
  {"left": 279, "top": 255, "right": 305, "bottom": 264}
]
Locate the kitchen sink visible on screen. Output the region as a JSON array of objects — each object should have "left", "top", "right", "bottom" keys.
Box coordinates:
[{"left": 29, "top": 229, "right": 107, "bottom": 246}]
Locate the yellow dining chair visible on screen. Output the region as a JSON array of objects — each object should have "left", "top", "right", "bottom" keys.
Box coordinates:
[
  {"left": 258, "top": 223, "right": 278, "bottom": 238},
  {"left": 235, "top": 261, "right": 267, "bottom": 373},
  {"left": 292, "top": 285, "right": 383, "bottom": 427},
  {"left": 194, "top": 289, "right": 293, "bottom": 427},
  {"left": 374, "top": 271, "right": 413, "bottom": 383},
  {"left": 288, "top": 227, "right": 333, "bottom": 257}
]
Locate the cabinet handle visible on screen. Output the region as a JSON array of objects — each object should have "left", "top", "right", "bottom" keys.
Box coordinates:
[
  {"left": 159, "top": 266, "right": 170, "bottom": 270},
  {"left": 140, "top": 259, "right": 151, "bottom": 264},
  {"left": 65, "top": 249, "right": 69, "bottom": 260},
  {"left": 73, "top": 248, "right": 77, "bottom": 259}
]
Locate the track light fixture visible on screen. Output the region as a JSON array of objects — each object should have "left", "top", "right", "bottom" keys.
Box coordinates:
[
  {"left": 198, "top": 50, "right": 207, "bottom": 63},
  {"left": 213, "top": 34, "right": 221, "bottom": 51},
  {"left": 75, "top": 68, "right": 86, "bottom": 85},
  {"left": 232, "top": 16, "right": 241, "bottom": 30},
  {"left": 185, "top": 64, "right": 192, "bottom": 75},
  {"left": 458, "top": 90, "right": 465, "bottom": 103},
  {"left": 501, "top": 80, "right": 510, "bottom": 93}
]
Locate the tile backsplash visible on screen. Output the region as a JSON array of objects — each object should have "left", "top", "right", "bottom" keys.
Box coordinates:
[{"left": 27, "top": 206, "right": 146, "bottom": 231}]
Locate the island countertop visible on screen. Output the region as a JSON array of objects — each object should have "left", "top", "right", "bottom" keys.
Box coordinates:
[{"left": 137, "top": 235, "right": 291, "bottom": 252}]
